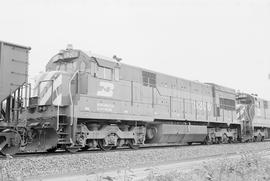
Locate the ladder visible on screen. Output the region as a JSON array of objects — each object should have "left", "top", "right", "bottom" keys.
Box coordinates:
[{"left": 57, "top": 115, "right": 71, "bottom": 145}]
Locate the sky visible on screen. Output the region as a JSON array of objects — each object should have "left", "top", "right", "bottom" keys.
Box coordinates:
[{"left": 1, "top": 0, "right": 270, "bottom": 99}]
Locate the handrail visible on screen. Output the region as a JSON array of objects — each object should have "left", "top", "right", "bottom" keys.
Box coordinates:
[
  {"left": 69, "top": 70, "right": 79, "bottom": 126},
  {"left": 0, "top": 82, "right": 31, "bottom": 123},
  {"left": 55, "top": 85, "right": 60, "bottom": 130}
]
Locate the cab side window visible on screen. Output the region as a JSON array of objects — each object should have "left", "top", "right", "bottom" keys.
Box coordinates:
[
  {"left": 90, "top": 61, "right": 96, "bottom": 76},
  {"left": 79, "top": 61, "right": 86, "bottom": 72},
  {"left": 96, "top": 65, "right": 112, "bottom": 80},
  {"left": 114, "top": 67, "right": 120, "bottom": 81}
]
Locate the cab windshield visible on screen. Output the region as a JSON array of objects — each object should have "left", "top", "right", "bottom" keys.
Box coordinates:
[
  {"left": 55, "top": 61, "right": 77, "bottom": 72},
  {"left": 48, "top": 50, "right": 79, "bottom": 72}
]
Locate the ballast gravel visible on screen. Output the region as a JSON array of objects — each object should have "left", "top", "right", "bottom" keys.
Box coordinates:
[{"left": 1, "top": 142, "right": 270, "bottom": 180}]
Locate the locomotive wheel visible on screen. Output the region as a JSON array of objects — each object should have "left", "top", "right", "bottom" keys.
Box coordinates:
[
  {"left": 215, "top": 137, "right": 222, "bottom": 144},
  {"left": 0, "top": 129, "right": 21, "bottom": 156},
  {"left": 253, "top": 137, "right": 257, "bottom": 142},
  {"left": 46, "top": 146, "right": 57, "bottom": 153},
  {"left": 81, "top": 146, "right": 90, "bottom": 151},
  {"left": 111, "top": 139, "right": 122, "bottom": 150},
  {"left": 65, "top": 146, "right": 80, "bottom": 153},
  {"left": 222, "top": 134, "right": 228, "bottom": 144},
  {"left": 257, "top": 134, "right": 262, "bottom": 142},
  {"left": 128, "top": 139, "right": 140, "bottom": 150},
  {"left": 98, "top": 139, "right": 113, "bottom": 151},
  {"left": 203, "top": 136, "right": 212, "bottom": 145}
]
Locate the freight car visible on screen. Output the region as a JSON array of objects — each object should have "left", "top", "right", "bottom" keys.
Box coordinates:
[
  {"left": 0, "top": 41, "right": 30, "bottom": 101},
  {"left": 0, "top": 45, "right": 269, "bottom": 155},
  {"left": 0, "top": 41, "right": 30, "bottom": 155}
]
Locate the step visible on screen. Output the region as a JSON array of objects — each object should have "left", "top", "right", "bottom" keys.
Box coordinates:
[
  {"left": 57, "top": 132, "right": 69, "bottom": 135},
  {"left": 58, "top": 138, "right": 70, "bottom": 142},
  {"left": 59, "top": 123, "right": 68, "bottom": 126},
  {"left": 58, "top": 141, "right": 71, "bottom": 144}
]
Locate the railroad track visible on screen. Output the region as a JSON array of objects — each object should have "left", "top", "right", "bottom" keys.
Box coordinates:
[
  {"left": 24, "top": 143, "right": 270, "bottom": 181},
  {"left": 1, "top": 139, "right": 270, "bottom": 159},
  {"left": 1, "top": 140, "right": 270, "bottom": 180}
]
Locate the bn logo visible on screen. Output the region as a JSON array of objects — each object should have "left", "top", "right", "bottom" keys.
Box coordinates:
[{"left": 97, "top": 82, "right": 114, "bottom": 97}]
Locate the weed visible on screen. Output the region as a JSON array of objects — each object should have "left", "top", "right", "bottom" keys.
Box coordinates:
[{"left": 140, "top": 152, "right": 270, "bottom": 181}]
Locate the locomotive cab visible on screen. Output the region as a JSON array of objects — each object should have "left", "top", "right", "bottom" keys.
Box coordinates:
[{"left": 20, "top": 46, "right": 121, "bottom": 153}]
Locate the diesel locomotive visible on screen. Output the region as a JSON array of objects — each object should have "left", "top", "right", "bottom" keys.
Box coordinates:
[{"left": 0, "top": 45, "right": 270, "bottom": 155}]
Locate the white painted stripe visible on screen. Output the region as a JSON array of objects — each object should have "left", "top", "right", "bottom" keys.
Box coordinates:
[
  {"left": 51, "top": 75, "right": 63, "bottom": 105},
  {"left": 33, "top": 72, "right": 57, "bottom": 97},
  {"left": 39, "top": 72, "right": 58, "bottom": 93},
  {"left": 53, "top": 74, "right": 62, "bottom": 89},
  {"left": 39, "top": 73, "right": 63, "bottom": 105},
  {"left": 53, "top": 93, "right": 62, "bottom": 105},
  {"left": 39, "top": 87, "right": 53, "bottom": 105}
]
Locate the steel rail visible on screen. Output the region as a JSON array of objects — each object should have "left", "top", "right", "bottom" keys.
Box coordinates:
[{"left": 1, "top": 139, "right": 269, "bottom": 159}]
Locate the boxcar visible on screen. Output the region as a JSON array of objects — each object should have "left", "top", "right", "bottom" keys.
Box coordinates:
[{"left": 0, "top": 41, "right": 30, "bottom": 102}]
